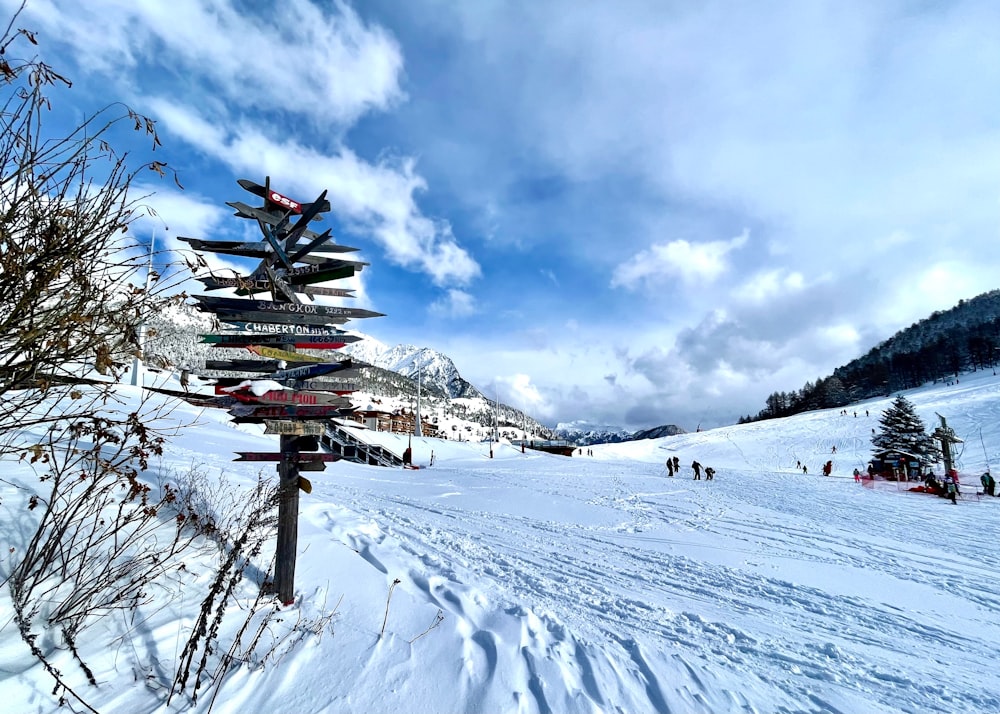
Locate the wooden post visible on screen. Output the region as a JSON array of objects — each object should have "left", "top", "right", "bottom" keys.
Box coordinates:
[
  {"left": 179, "top": 178, "right": 382, "bottom": 607},
  {"left": 275, "top": 432, "right": 300, "bottom": 604}
]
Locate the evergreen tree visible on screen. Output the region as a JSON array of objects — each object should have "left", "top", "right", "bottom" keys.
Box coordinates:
[{"left": 871, "top": 396, "right": 940, "bottom": 462}]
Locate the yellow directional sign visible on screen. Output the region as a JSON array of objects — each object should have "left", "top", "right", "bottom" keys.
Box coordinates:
[{"left": 247, "top": 344, "right": 326, "bottom": 362}]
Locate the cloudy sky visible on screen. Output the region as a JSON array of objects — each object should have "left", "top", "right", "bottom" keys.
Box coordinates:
[{"left": 9, "top": 0, "right": 1000, "bottom": 430}]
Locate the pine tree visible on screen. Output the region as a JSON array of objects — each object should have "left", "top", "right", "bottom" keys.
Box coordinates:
[{"left": 871, "top": 396, "right": 940, "bottom": 462}]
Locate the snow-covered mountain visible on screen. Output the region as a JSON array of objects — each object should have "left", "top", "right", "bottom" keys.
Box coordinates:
[
  {"left": 552, "top": 420, "right": 635, "bottom": 445},
  {"left": 631, "top": 424, "right": 687, "bottom": 440},
  {"left": 143, "top": 302, "right": 554, "bottom": 436},
  {"left": 337, "top": 340, "right": 484, "bottom": 400}
]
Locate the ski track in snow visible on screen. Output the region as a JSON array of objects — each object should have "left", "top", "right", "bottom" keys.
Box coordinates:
[
  {"left": 307, "top": 446, "right": 1000, "bottom": 714},
  {"left": 7, "top": 375, "right": 1000, "bottom": 713}
]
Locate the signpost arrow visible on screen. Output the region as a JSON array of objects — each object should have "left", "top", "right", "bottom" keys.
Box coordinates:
[
  {"left": 270, "top": 360, "right": 354, "bottom": 381},
  {"left": 264, "top": 420, "right": 326, "bottom": 436},
  {"left": 223, "top": 322, "right": 356, "bottom": 337},
  {"left": 196, "top": 275, "right": 357, "bottom": 298},
  {"left": 215, "top": 311, "right": 351, "bottom": 327},
  {"left": 203, "top": 359, "right": 281, "bottom": 372},
  {"left": 194, "top": 295, "right": 384, "bottom": 320},
  {"left": 237, "top": 178, "right": 332, "bottom": 215},
  {"left": 200, "top": 333, "right": 358, "bottom": 349},
  {"left": 234, "top": 452, "right": 342, "bottom": 462},
  {"left": 179, "top": 237, "right": 357, "bottom": 256},
  {"left": 246, "top": 345, "right": 326, "bottom": 363},
  {"left": 231, "top": 390, "right": 352, "bottom": 407}
]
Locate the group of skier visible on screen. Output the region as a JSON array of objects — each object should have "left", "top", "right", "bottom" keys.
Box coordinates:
[{"left": 665, "top": 456, "right": 715, "bottom": 480}]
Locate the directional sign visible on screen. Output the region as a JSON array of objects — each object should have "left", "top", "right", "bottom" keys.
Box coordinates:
[
  {"left": 197, "top": 276, "right": 357, "bottom": 298},
  {"left": 264, "top": 420, "right": 326, "bottom": 436},
  {"left": 208, "top": 395, "right": 241, "bottom": 408},
  {"left": 203, "top": 359, "right": 281, "bottom": 372},
  {"left": 246, "top": 345, "right": 326, "bottom": 363},
  {"left": 237, "top": 178, "right": 332, "bottom": 215},
  {"left": 231, "top": 390, "right": 352, "bottom": 407},
  {"left": 234, "top": 452, "right": 342, "bottom": 462},
  {"left": 180, "top": 237, "right": 358, "bottom": 256},
  {"left": 251, "top": 262, "right": 360, "bottom": 286},
  {"left": 286, "top": 379, "right": 359, "bottom": 393},
  {"left": 278, "top": 190, "right": 329, "bottom": 247},
  {"left": 211, "top": 369, "right": 360, "bottom": 389},
  {"left": 194, "top": 296, "right": 384, "bottom": 320},
  {"left": 216, "top": 310, "right": 351, "bottom": 327},
  {"left": 270, "top": 361, "right": 353, "bottom": 381},
  {"left": 200, "top": 333, "right": 358, "bottom": 349},
  {"left": 228, "top": 201, "right": 323, "bottom": 240},
  {"left": 230, "top": 404, "right": 354, "bottom": 424},
  {"left": 225, "top": 322, "right": 354, "bottom": 337}
]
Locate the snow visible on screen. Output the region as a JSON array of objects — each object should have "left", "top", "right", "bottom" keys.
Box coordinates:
[{"left": 3, "top": 370, "right": 1000, "bottom": 713}]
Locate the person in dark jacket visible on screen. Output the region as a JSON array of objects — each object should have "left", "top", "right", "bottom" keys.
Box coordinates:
[
  {"left": 981, "top": 471, "right": 996, "bottom": 497},
  {"left": 691, "top": 461, "right": 702, "bottom": 480},
  {"left": 705, "top": 467, "right": 715, "bottom": 480},
  {"left": 666, "top": 458, "right": 674, "bottom": 477}
]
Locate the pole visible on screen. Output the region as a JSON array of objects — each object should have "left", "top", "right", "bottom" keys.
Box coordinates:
[
  {"left": 274, "top": 433, "right": 300, "bottom": 605},
  {"left": 131, "top": 230, "right": 155, "bottom": 387},
  {"left": 274, "top": 330, "right": 301, "bottom": 605},
  {"left": 414, "top": 361, "right": 422, "bottom": 437}
]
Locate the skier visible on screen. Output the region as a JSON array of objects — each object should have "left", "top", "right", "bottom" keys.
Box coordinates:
[
  {"left": 822, "top": 460, "right": 833, "bottom": 477},
  {"left": 705, "top": 467, "right": 715, "bottom": 480},
  {"left": 853, "top": 468, "right": 861, "bottom": 483},
  {"left": 691, "top": 460, "right": 702, "bottom": 480},
  {"left": 944, "top": 473, "right": 958, "bottom": 504},
  {"left": 666, "top": 458, "right": 674, "bottom": 477},
  {"left": 673, "top": 456, "right": 680, "bottom": 474}
]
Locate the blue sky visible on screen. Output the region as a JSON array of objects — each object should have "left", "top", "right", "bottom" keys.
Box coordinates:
[{"left": 9, "top": 0, "right": 1000, "bottom": 430}]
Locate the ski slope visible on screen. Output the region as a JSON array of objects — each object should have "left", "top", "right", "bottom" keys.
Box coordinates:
[{"left": 2, "top": 371, "right": 1000, "bottom": 713}]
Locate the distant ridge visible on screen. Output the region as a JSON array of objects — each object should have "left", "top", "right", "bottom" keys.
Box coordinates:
[
  {"left": 631, "top": 425, "right": 686, "bottom": 440},
  {"left": 746, "top": 288, "right": 1000, "bottom": 423}
]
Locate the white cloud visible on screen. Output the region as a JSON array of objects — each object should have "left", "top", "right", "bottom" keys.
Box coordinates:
[
  {"left": 15, "top": 0, "right": 404, "bottom": 127},
  {"left": 429, "top": 289, "right": 476, "bottom": 318},
  {"left": 145, "top": 102, "right": 481, "bottom": 288},
  {"left": 611, "top": 229, "right": 748, "bottom": 290},
  {"left": 733, "top": 268, "right": 806, "bottom": 303}
]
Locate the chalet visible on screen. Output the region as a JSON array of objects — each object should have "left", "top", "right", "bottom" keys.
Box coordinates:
[
  {"left": 342, "top": 405, "right": 438, "bottom": 437},
  {"left": 869, "top": 449, "right": 924, "bottom": 481}
]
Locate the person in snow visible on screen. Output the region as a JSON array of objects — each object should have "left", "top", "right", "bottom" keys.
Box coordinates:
[
  {"left": 403, "top": 446, "right": 412, "bottom": 466},
  {"left": 180, "top": 368, "right": 190, "bottom": 392},
  {"left": 691, "top": 460, "right": 702, "bottom": 479},
  {"left": 802, "top": 464, "right": 808, "bottom": 474},
  {"left": 853, "top": 468, "right": 861, "bottom": 483},
  {"left": 980, "top": 471, "right": 995, "bottom": 497},
  {"left": 705, "top": 467, "right": 715, "bottom": 480},
  {"left": 943, "top": 473, "right": 958, "bottom": 504},
  {"left": 822, "top": 461, "right": 833, "bottom": 477},
  {"left": 673, "top": 456, "right": 680, "bottom": 474},
  {"left": 666, "top": 458, "right": 675, "bottom": 477}
]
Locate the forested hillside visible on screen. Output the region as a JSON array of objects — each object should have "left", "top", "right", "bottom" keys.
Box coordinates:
[{"left": 744, "top": 289, "right": 1000, "bottom": 422}]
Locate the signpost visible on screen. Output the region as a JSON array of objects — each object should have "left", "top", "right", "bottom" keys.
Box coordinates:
[
  {"left": 180, "top": 176, "right": 383, "bottom": 605},
  {"left": 264, "top": 420, "right": 325, "bottom": 436}
]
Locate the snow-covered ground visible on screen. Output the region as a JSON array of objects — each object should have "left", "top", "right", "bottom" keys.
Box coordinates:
[{"left": 3, "top": 370, "right": 1000, "bottom": 713}]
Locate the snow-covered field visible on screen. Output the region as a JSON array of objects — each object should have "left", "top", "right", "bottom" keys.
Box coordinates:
[{"left": 3, "top": 370, "right": 1000, "bottom": 713}]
